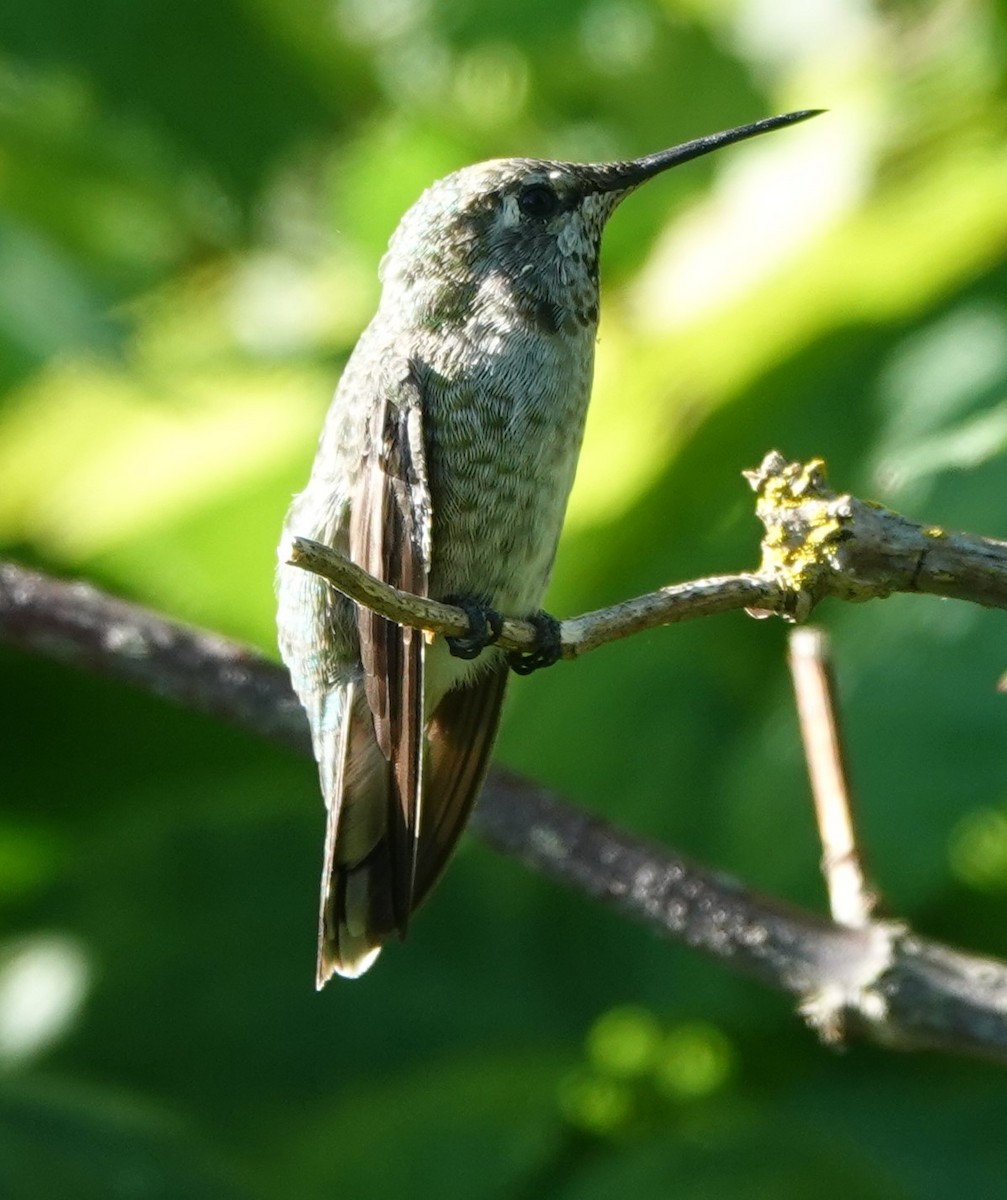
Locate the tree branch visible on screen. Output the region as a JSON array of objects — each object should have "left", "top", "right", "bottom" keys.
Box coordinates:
[
  {"left": 284, "top": 452, "right": 1007, "bottom": 659},
  {"left": 3, "top": 557, "right": 1007, "bottom": 1062},
  {"left": 0, "top": 562, "right": 309, "bottom": 755},
  {"left": 285, "top": 535, "right": 779, "bottom": 658},
  {"left": 748, "top": 452, "right": 1007, "bottom": 611}
]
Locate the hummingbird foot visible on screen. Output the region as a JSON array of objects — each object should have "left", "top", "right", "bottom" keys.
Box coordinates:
[
  {"left": 507, "top": 611, "right": 563, "bottom": 675},
  {"left": 443, "top": 596, "right": 504, "bottom": 660}
]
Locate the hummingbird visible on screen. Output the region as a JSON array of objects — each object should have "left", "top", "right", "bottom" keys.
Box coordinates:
[{"left": 277, "top": 109, "right": 820, "bottom": 985}]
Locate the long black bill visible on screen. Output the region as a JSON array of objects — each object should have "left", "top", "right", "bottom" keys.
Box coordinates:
[{"left": 598, "top": 109, "right": 825, "bottom": 191}]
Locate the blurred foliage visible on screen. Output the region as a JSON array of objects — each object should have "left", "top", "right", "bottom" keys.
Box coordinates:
[{"left": 1, "top": 0, "right": 1006, "bottom": 1195}]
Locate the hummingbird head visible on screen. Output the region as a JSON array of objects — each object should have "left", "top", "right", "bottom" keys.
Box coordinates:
[{"left": 378, "top": 110, "right": 821, "bottom": 336}]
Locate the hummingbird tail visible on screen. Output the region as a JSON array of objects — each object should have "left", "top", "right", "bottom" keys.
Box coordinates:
[
  {"left": 314, "top": 679, "right": 392, "bottom": 986},
  {"left": 313, "top": 660, "right": 509, "bottom": 986},
  {"left": 413, "top": 660, "right": 509, "bottom": 905}
]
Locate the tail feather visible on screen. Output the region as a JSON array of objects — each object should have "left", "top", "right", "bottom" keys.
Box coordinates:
[
  {"left": 312, "top": 658, "right": 509, "bottom": 985},
  {"left": 314, "top": 679, "right": 393, "bottom": 985}
]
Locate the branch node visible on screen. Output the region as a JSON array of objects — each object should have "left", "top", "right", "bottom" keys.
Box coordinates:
[
  {"left": 747, "top": 451, "right": 1007, "bottom": 613},
  {"left": 799, "top": 920, "right": 904, "bottom": 1048}
]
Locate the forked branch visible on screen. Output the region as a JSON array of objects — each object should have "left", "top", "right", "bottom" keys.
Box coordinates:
[{"left": 3, "top": 451, "right": 1007, "bottom": 1061}]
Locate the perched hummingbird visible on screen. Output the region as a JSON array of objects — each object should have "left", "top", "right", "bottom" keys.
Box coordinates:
[{"left": 278, "top": 110, "right": 820, "bottom": 985}]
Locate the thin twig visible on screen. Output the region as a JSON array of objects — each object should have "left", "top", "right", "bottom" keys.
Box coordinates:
[
  {"left": 788, "top": 627, "right": 878, "bottom": 928},
  {"left": 286, "top": 453, "right": 1007, "bottom": 657},
  {"left": 286, "top": 536, "right": 782, "bottom": 658},
  {"left": 4, "top": 559, "right": 1007, "bottom": 1061}
]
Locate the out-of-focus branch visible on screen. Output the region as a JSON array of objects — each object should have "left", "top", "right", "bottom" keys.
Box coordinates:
[
  {"left": 0, "top": 562, "right": 309, "bottom": 754},
  {"left": 3, "top": 559, "right": 1007, "bottom": 1062}
]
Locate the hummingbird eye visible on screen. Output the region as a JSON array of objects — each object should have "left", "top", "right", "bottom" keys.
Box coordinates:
[{"left": 517, "top": 182, "right": 560, "bottom": 220}]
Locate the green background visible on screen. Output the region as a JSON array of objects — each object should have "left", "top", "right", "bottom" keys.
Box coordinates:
[{"left": 2, "top": 0, "right": 1007, "bottom": 1195}]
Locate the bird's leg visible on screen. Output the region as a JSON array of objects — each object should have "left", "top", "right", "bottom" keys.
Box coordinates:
[
  {"left": 507, "top": 611, "right": 563, "bottom": 675},
  {"left": 442, "top": 596, "right": 504, "bottom": 660}
]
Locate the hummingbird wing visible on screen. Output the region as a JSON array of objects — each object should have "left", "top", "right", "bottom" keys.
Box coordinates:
[
  {"left": 349, "top": 361, "right": 432, "bottom": 929},
  {"left": 314, "top": 359, "right": 507, "bottom": 983},
  {"left": 315, "top": 360, "right": 434, "bottom": 985}
]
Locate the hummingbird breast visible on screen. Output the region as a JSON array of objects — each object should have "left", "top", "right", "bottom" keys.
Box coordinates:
[{"left": 414, "top": 295, "right": 597, "bottom": 618}]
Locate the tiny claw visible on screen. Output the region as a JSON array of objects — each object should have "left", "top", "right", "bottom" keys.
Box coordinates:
[
  {"left": 443, "top": 596, "right": 504, "bottom": 660},
  {"left": 507, "top": 611, "right": 563, "bottom": 675}
]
